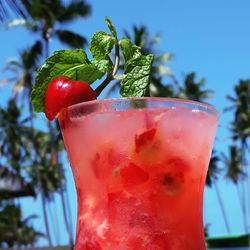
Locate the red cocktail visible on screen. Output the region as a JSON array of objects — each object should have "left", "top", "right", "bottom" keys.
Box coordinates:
[{"left": 59, "top": 98, "right": 218, "bottom": 250}]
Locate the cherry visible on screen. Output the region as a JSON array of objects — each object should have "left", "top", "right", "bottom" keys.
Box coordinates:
[{"left": 45, "top": 76, "right": 96, "bottom": 120}]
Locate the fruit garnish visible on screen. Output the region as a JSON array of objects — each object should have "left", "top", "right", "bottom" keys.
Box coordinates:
[
  {"left": 45, "top": 76, "right": 96, "bottom": 120},
  {"left": 162, "top": 171, "right": 185, "bottom": 195},
  {"left": 120, "top": 163, "right": 149, "bottom": 189},
  {"left": 135, "top": 128, "right": 157, "bottom": 153},
  {"left": 30, "top": 17, "right": 154, "bottom": 119},
  {"left": 131, "top": 125, "right": 163, "bottom": 166},
  {"left": 160, "top": 158, "right": 189, "bottom": 195}
]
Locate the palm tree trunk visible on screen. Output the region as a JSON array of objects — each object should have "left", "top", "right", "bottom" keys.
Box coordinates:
[
  {"left": 60, "top": 186, "right": 74, "bottom": 247},
  {"left": 240, "top": 143, "right": 248, "bottom": 232},
  {"left": 52, "top": 194, "right": 61, "bottom": 244},
  {"left": 242, "top": 178, "right": 248, "bottom": 232},
  {"left": 247, "top": 167, "right": 250, "bottom": 232},
  {"left": 41, "top": 191, "right": 53, "bottom": 246},
  {"left": 236, "top": 184, "right": 248, "bottom": 232},
  {"left": 214, "top": 181, "right": 231, "bottom": 234},
  {"left": 29, "top": 101, "right": 53, "bottom": 247},
  {"left": 48, "top": 196, "right": 60, "bottom": 245}
]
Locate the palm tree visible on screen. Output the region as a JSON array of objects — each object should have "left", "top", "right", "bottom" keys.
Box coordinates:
[
  {"left": 174, "top": 72, "right": 213, "bottom": 102},
  {"left": 222, "top": 145, "right": 248, "bottom": 232},
  {"left": 2, "top": 44, "right": 56, "bottom": 246},
  {"left": 206, "top": 151, "right": 231, "bottom": 234},
  {"left": 225, "top": 80, "right": 250, "bottom": 233},
  {"left": 0, "top": 99, "right": 43, "bottom": 246},
  {"left": 0, "top": 203, "right": 43, "bottom": 247},
  {"left": 226, "top": 80, "right": 250, "bottom": 145},
  {"left": 5, "top": 0, "right": 91, "bottom": 52},
  {"left": 2, "top": 1, "right": 92, "bottom": 247}
]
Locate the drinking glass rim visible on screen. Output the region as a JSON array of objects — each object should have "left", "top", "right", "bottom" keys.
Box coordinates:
[{"left": 60, "top": 97, "right": 219, "bottom": 118}]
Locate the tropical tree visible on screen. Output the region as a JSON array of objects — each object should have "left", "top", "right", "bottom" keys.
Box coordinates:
[
  {"left": 174, "top": 72, "right": 213, "bottom": 102},
  {"left": 6, "top": 0, "right": 90, "bottom": 53},
  {"left": 0, "top": 98, "right": 41, "bottom": 247},
  {"left": 0, "top": 203, "right": 43, "bottom": 248},
  {"left": 206, "top": 151, "right": 231, "bottom": 234},
  {"left": 1, "top": 0, "right": 92, "bottom": 247},
  {"left": 224, "top": 79, "right": 250, "bottom": 233}
]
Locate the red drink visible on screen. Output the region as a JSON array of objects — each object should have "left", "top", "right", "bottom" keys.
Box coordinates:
[{"left": 59, "top": 98, "right": 218, "bottom": 250}]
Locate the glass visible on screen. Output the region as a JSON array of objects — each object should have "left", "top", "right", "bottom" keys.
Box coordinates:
[{"left": 59, "top": 97, "right": 219, "bottom": 250}]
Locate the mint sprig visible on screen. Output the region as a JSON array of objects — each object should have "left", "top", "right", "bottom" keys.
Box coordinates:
[{"left": 31, "top": 17, "right": 154, "bottom": 113}]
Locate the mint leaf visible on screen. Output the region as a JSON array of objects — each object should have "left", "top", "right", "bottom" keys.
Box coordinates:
[
  {"left": 92, "top": 59, "right": 112, "bottom": 73},
  {"left": 120, "top": 54, "right": 154, "bottom": 97},
  {"left": 90, "top": 31, "right": 116, "bottom": 60},
  {"left": 120, "top": 38, "right": 141, "bottom": 62},
  {"left": 31, "top": 49, "right": 104, "bottom": 112},
  {"left": 89, "top": 31, "right": 116, "bottom": 74},
  {"left": 105, "top": 16, "right": 118, "bottom": 40}
]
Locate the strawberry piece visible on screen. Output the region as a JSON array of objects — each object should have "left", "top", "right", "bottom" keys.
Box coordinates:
[
  {"left": 135, "top": 128, "right": 157, "bottom": 153},
  {"left": 120, "top": 163, "right": 149, "bottom": 189},
  {"left": 160, "top": 158, "right": 188, "bottom": 195},
  {"left": 45, "top": 76, "right": 96, "bottom": 120}
]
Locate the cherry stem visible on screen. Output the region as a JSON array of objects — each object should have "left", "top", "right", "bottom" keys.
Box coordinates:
[{"left": 95, "top": 43, "right": 120, "bottom": 97}]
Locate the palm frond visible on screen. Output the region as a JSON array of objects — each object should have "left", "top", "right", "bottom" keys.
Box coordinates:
[
  {"left": 226, "top": 94, "right": 237, "bottom": 102},
  {"left": 0, "top": 0, "right": 28, "bottom": 22},
  {"left": 206, "top": 151, "right": 221, "bottom": 187},
  {"left": 21, "top": 40, "right": 42, "bottom": 70},
  {"left": 5, "top": 18, "right": 39, "bottom": 32},
  {"left": 0, "top": 77, "right": 17, "bottom": 86},
  {"left": 57, "top": 0, "right": 91, "bottom": 23},
  {"left": 55, "top": 29, "right": 87, "bottom": 48},
  {"left": 0, "top": 165, "right": 35, "bottom": 199}
]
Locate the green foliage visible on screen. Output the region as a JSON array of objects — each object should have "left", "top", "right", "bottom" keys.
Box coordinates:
[
  {"left": 206, "top": 151, "right": 221, "bottom": 187},
  {"left": 0, "top": 166, "right": 35, "bottom": 200},
  {"left": 0, "top": 1, "right": 28, "bottom": 22},
  {"left": 0, "top": 203, "right": 43, "bottom": 247},
  {"left": 223, "top": 145, "right": 244, "bottom": 183},
  {"left": 120, "top": 36, "right": 154, "bottom": 92},
  {"left": 120, "top": 55, "right": 154, "bottom": 97},
  {"left": 225, "top": 80, "right": 250, "bottom": 184},
  {"left": 90, "top": 32, "right": 117, "bottom": 59},
  {"left": 175, "top": 72, "right": 213, "bottom": 102},
  {"left": 55, "top": 30, "right": 87, "bottom": 48},
  {"left": 227, "top": 80, "right": 250, "bottom": 143},
  {"left": 105, "top": 16, "right": 118, "bottom": 39},
  {"left": 120, "top": 38, "right": 141, "bottom": 61}
]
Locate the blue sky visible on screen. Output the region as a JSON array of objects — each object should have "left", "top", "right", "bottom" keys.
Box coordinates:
[{"left": 1, "top": 0, "right": 250, "bottom": 246}]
